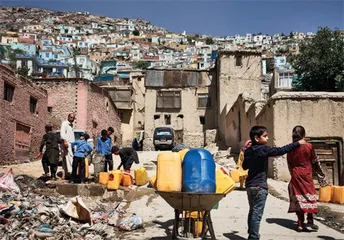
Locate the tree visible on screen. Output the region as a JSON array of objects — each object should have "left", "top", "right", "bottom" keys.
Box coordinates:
[
  {"left": 132, "top": 29, "right": 140, "bottom": 36},
  {"left": 291, "top": 27, "right": 344, "bottom": 91},
  {"left": 16, "top": 66, "right": 30, "bottom": 77},
  {"left": 205, "top": 37, "right": 214, "bottom": 45},
  {"left": 281, "top": 33, "right": 285, "bottom": 37},
  {"left": 289, "top": 31, "right": 294, "bottom": 38},
  {"left": 132, "top": 61, "right": 149, "bottom": 69}
]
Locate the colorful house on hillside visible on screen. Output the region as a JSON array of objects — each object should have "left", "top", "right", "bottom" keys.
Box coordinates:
[{"left": 10, "top": 42, "right": 36, "bottom": 55}]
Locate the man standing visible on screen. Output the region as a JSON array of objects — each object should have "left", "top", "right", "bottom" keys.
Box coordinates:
[{"left": 60, "top": 113, "right": 75, "bottom": 179}]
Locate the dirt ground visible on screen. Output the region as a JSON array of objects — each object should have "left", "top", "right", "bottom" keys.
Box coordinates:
[{"left": 0, "top": 159, "right": 44, "bottom": 178}]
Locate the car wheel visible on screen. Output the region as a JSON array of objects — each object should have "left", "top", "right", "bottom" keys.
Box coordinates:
[{"left": 154, "top": 146, "right": 159, "bottom": 151}]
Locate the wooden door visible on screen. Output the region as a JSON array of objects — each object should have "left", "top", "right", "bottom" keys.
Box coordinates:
[
  {"left": 310, "top": 140, "right": 341, "bottom": 188},
  {"left": 15, "top": 123, "right": 31, "bottom": 163}
]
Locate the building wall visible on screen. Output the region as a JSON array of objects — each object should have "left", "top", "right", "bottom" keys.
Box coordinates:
[
  {"left": 0, "top": 64, "right": 48, "bottom": 164},
  {"left": 225, "top": 91, "right": 344, "bottom": 182},
  {"left": 131, "top": 73, "right": 145, "bottom": 133},
  {"left": 143, "top": 71, "right": 217, "bottom": 150},
  {"left": 120, "top": 109, "right": 134, "bottom": 147},
  {"left": 33, "top": 78, "right": 121, "bottom": 145},
  {"left": 270, "top": 92, "right": 344, "bottom": 181},
  {"left": 216, "top": 51, "right": 262, "bottom": 147},
  {"left": 34, "top": 79, "right": 78, "bottom": 127},
  {"left": 85, "top": 83, "right": 122, "bottom": 145}
]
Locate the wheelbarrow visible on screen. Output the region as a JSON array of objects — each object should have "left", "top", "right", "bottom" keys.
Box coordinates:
[{"left": 157, "top": 191, "right": 226, "bottom": 239}]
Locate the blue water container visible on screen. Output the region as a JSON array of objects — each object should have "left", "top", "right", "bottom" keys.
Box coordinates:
[{"left": 182, "top": 148, "right": 216, "bottom": 193}]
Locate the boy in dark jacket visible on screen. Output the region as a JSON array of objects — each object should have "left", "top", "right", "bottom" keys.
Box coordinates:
[
  {"left": 39, "top": 124, "right": 61, "bottom": 180},
  {"left": 70, "top": 133, "right": 93, "bottom": 183},
  {"left": 112, "top": 146, "right": 139, "bottom": 173},
  {"left": 243, "top": 126, "right": 306, "bottom": 240}
]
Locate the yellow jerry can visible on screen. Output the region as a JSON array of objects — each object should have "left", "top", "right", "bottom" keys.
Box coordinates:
[
  {"left": 318, "top": 186, "right": 333, "bottom": 203},
  {"left": 178, "top": 148, "right": 189, "bottom": 161},
  {"left": 149, "top": 174, "right": 157, "bottom": 189},
  {"left": 135, "top": 168, "right": 148, "bottom": 186},
  {"left": 216, "top": 169, "right": 236, "bottom": 194},
  {"left": 157, "top": 152, "right": 182, "bottom": 191},
  {"left": 98, "top": 172, "right": 109, "bottom": 185},
  {"left": 85, "top": 158, "right": 89, "bottom": 179},
  {"left": 121, "top": 172, "right": 133, "bottom": 187},
  {"left": 230, "top": 169, "right": 240, "bottom": 183},
  {"left": 332, "top": 186, "right": 344, "bottom": 204},
  {"left": 107, "top": 170, "right": 122, "bottom": 190}
]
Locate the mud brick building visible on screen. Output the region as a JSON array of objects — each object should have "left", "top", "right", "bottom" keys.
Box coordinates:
[{"left": 0, "top": 64, "right": 49, "bottom": 164}]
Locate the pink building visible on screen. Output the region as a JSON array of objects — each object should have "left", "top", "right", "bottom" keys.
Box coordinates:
[{"left": 32, "top": 78, "right": 122, "bottom": 144}]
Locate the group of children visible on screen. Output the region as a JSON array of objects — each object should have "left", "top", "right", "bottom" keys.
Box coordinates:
[
  {"left": 242, "top": 125, "right": 328, "bottom": 239},
  {"left": 40, "top": 125, "right": 139, "bottom": 183}
]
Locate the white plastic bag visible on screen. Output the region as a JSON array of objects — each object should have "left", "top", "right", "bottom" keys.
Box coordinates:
[
  {"left": 119, "top": 214, "right": 143, "bottom": 231},
  {"left": 0, "top": 168, "right": 20, "bottom": 193}
]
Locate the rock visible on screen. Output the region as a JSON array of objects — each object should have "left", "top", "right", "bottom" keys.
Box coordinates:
[
  {"left": 204, "top": 144, "right": 219, "bottom": 156},
  {"left": 204, "top": 129, "right": 217, "bottom": 146}
]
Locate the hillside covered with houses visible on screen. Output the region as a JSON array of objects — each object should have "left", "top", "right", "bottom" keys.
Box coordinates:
[{"left": 0, "top": 6, "right": 318, "bottom": 85}]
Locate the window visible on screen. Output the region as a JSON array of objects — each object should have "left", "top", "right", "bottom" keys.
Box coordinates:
[
  {"left": 236, "top": 55, "right": 242, "bottom": 66},
  {"left": 164, "top": 115, "right": 171, "bottom": 125},
  {"left": 198, "top": 93, "right": 211, "bottom": 108},
  {"left": 199, "top": 116, "right": 205, "bottom": 125},
  {"left": 278, "top": 72, "right": 293, "bottom": 88},
  {"left": 47, "top": 107, "right": 52, "bottom": 113},
  {"left": 30, "top": 97, "right": 37, "bottom": 114},
  {"left": 156, "top": 91, "right": 181, "bottom": 109},
  {"left": 4, "top": 82, "right": 14, "bottom": 102}
]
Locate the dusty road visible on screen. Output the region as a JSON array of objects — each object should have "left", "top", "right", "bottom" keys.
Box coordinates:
[{"left": 1, "top": 151, "right": 343, "bottom": 239}]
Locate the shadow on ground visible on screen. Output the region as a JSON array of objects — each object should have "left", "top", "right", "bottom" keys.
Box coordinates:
[
  {"left": 317, "top": 236, "right": 341, "bottom": 240},
  {"left": 150, "top": 219, "right": 174, "bottom": 239},
  {"left": 266, "top": 218, "right": 315, "bottom": 232},
  {"left": 223, "top": 231, "right": 247, "bottom": 239}
]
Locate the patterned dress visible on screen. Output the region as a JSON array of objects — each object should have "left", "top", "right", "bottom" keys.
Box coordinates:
[{"left": 287, "top": 142, "right": 328, "bottom": 213}]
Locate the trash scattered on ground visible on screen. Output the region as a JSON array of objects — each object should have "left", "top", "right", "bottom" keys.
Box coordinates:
[
  {"left": 60, "top": 197, "right": 92, "bottom": 224},
  {"left": 119, "top": 213, "right": 143, "bottom": 231},
  {"left": 314, "top": 216, "right": 326, "bottom": 221},
  {"left": 0, "top": 168, "right": 21, "bottom": 194},
  {"left": 0, "top": 171, "right": 143, "bottom": 239}
]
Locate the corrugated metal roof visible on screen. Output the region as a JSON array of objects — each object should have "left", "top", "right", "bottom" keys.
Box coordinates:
[{"left": 145, "top": 70, "right": 205, "bottom": 87}]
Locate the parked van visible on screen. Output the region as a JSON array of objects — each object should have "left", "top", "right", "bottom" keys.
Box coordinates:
[{"left": 153, "top": 127, "right": 176, "bottom": 150}]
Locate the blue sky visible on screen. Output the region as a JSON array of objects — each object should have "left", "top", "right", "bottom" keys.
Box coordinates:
[{"left": 2, "top": 0, "right": 343, "bottom": 36}]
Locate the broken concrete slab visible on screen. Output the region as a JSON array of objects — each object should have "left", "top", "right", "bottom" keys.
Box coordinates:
[{"left": 56, "top": 183, "right": 107, "bottom": 197}]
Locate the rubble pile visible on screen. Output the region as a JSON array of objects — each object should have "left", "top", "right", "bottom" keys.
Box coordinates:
[{"left": 0, "top": 172, "right": 143, "bottom": 240}]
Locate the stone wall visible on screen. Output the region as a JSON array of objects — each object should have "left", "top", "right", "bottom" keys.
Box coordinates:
[
  {"left": 270, "top": 92, "right": 344, "bottom": 181},
  {"left": 0, "top": 64, "right": 48, "bottom": 164},
  {"left": 216, "top": 50, "right": 262, "bottom": 147},
  {"left": 225, "top": 91, "right": 344, "bottom": 182}
]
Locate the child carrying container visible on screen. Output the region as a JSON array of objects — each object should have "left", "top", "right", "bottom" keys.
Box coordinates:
[
  {"left": 236, "top": 140, "right": 252, "bottom": 188},
  {"left": 112, "top": 146, "right": 139, "bottom": 173},
  {"left": 70, "top": 133, "right": 93, "bottom": 183}
]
